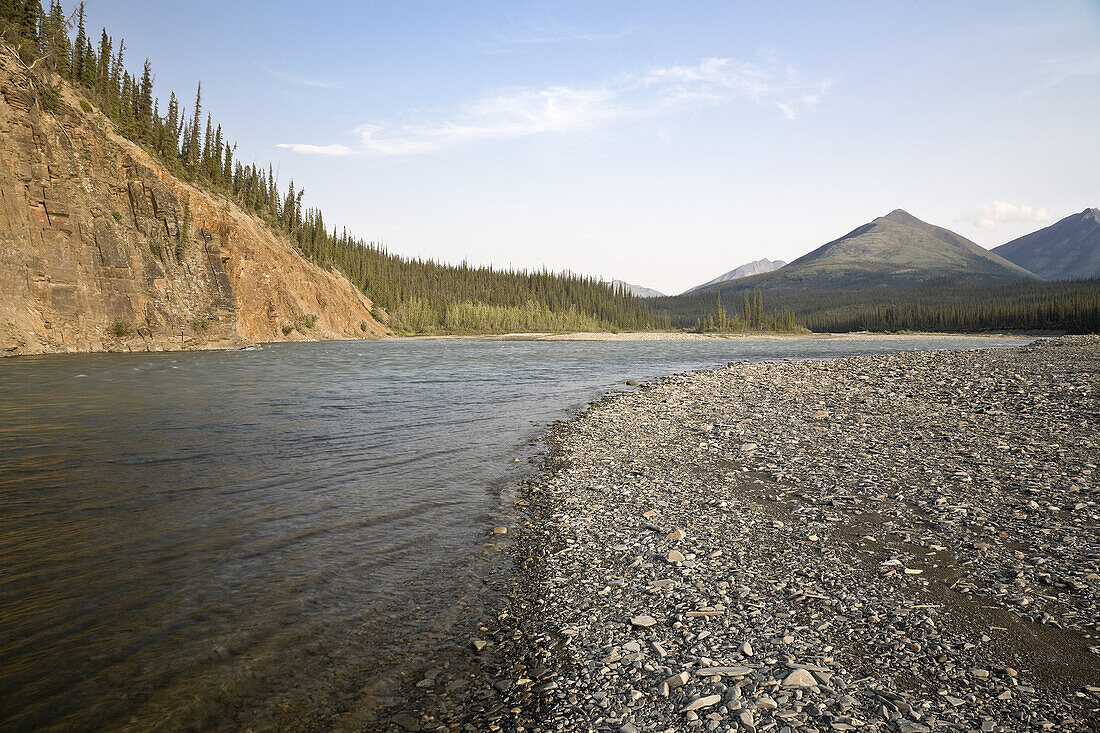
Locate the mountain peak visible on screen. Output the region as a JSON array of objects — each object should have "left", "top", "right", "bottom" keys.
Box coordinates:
[
  {"left": 685, "top": 258, "right": 787, "bottom": 293},
  {"left": 880, "top": 209, "right": 923, "bottom": 227}
]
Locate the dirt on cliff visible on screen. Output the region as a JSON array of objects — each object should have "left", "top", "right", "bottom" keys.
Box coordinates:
[{"left": 0, "top": 52, "right": 386, "bottom": 356}]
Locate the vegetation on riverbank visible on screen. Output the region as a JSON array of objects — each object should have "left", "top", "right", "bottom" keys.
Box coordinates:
[{"left": 691, "top": 290, "right": 803, "bottom": 333}]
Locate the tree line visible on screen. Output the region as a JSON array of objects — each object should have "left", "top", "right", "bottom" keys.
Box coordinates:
[
  {"left": 650, "top": 278, "right": 1100, "bottom": 334},
  {"left": 692, "top": 290, "right": 802, "bottom": 333},
  {"left": 0, "top": 2, "right": 667, "bottom": 333}
]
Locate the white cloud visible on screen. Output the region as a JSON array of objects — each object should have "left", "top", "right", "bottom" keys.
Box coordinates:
[
  {"left": 260, "top": 64, "right": 339, "bottom": 89},
  {"left": 974, "top": 201, "right": 1052, "bottom": 229},
  {"left": 279, "top": 57, "right": 833, "bottom": 157},
  {"left": 276, "top": 143, "right": 355, "bottom": 156},
  {"left": 491, "top": 17, "right": 632, "bottom": 48}
]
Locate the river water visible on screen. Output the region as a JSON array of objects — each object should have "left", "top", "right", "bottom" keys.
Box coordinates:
[{"left": 0, "top": 336, "right": 1032, "bottom": 730}]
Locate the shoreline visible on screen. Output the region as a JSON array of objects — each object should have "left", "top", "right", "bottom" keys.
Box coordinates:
[
  {"left": 391, "top": 330, "right": 1048, "bottom": 343},
  {"left": 1, "top": 330, "right": 1050, "bottom": 360},
  {"left": 461, "top": 335, "right": 1100, "bottom": 732}
]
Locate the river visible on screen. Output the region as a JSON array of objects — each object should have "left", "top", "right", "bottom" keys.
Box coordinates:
[{"left": 0, "top": 335, "right": 1032, "bottom": 730}]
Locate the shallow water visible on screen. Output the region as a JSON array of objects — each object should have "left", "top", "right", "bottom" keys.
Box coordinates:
[{"left": 0, "top": 336, "right": 1032, "bottom": 729}]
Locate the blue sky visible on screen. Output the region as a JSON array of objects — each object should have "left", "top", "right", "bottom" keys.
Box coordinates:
[{"left": 85, "top": 1, "right": 1099, "bottom": 294}]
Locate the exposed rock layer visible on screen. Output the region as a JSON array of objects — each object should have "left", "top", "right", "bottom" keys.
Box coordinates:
[{"left": 0, "top": 53, "right": 384, "bottom": 356}]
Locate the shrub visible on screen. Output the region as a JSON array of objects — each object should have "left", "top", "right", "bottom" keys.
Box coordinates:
[
  {"left": 281, "top": 324, "right": 295, "bottom": 336},
  {"left": 79, "top": 99, "right": 93, "bottom": 114},
  {"left": 189, "top": 315, "right": 211, "bottom": 332},
  {"left": 107, "top": 318, "right": 133, "bottom": 338},
  {"left": 38, "top": 83, "right": 61, "bottom": 113},
  {"left": 359, "top": 321, "right": 369, "bottom": 332},
  {"left": 301, "top": 314, "right": 318, "bottom": 329},
  {"left": 111, "top": 210, "right": 123, "bottom": 223}
]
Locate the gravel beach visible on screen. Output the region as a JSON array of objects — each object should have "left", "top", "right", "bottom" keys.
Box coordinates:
[{"left": 456, "top": 336, "right": 1100, "bottom": 732}]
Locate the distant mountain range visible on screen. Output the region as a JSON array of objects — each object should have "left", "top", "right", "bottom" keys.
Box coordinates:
[
  {"left": 686, "top": 258, "right": 786, "bottom": 292},
  {"left": 993, "top": 208, "right": 1100, "bottom": 280},
  {"left": 689, "top": 209, "right": 1036, "bottom": 295},
  {"left": 610, "top": 279, "right": 666, "bottom": 298}
]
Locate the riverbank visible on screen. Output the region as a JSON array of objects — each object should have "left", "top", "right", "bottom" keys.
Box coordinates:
[
  {"left": 3, "top": 330, "right": 1047, "bottom": 358},
  {"left": 465, "top": 335, "right": 1099, "bottom": 732},
  {"left": 397, "top": 331, "right": 1041, "bottom": 343}
]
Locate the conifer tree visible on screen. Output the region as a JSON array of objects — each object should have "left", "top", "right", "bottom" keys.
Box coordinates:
[
  {"left": 43, "top": 1, "right": 69, "bottom": 74},
  {"left": 186, "top": 82, "right": 202, "bottom": 174},
  {"left": 21, "top": 0, "right": 42, "bottom": 58},
  {"left": 138, "top": 57, "right": 152, "bottom": 132},
  {"left": 71, "top": 2, "right": 86, "bottom": 79},
  {"left": 200, "top": 113, "right": 213, "bottom": 176},
  {"left": 165, "top": 90, "right": 180, "bottom": 155},
  {"left": 95, "top": 29, "right": 109, "bottom": 97}
]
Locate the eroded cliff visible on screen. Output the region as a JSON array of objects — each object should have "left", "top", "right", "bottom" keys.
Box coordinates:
[{"left": 0, "top": 53, "right": 385, "bottom": 356}]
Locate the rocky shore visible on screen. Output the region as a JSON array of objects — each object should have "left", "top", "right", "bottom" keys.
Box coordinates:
[{"left": 444, "top": 336, "right": 1099, "bottom": 732}]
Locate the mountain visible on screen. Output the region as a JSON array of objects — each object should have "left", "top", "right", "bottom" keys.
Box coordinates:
[
  {"left": 687, "top": 258, "right": 786, "bottom": 292},
  {"left": 0, "top": 52, "right": 385, "bottom": 356},
  {"left": 695, "top": 209, "right": 1037, "bottom": 294},
  {"left": 992, "top": 208, "right": 1100, "bottom": 280},
  {"left": 610, "top": 279, "right": 666, "bottom": 298}
]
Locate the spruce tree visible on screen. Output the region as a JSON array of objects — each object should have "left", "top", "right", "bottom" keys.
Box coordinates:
[
  {"left": 72, "top": 3, "right": 86, "bottom": 80},
  {"left": 138, "top": 58, "right": 153, "bottom": 133},
  {"left": 186, "top": 82, "right": 202, "bottom": 174},
  {"left": 21, "top": 0, "right": 42, "bottom": 58},
  {"left": 165, "top": 91, "right": 180, "bottom": 156}
]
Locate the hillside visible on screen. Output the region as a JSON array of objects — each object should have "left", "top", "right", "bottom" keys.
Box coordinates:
[
  {"left": 0, "top": 51, "right": 385, "bottom": 356},
  {"left": 686, "top": 258, "right": 786, "bottom": 292},
  {"left": 732, "top": 209, "right": 1038, "bottom": 293},
  {"left": 993, "top": 208, "right": 1100, "bottom": 280}
]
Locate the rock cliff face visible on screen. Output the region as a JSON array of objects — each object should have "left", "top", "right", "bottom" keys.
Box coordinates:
[{"left": 0, "top": 53, "right": 385, "bottom": 356}]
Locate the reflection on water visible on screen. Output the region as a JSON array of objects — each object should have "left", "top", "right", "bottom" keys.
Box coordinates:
[{"left": 0, "top": 336, "right": 1031, "bottom": 729}]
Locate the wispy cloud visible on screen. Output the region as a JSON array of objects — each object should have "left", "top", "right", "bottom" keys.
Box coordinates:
[
  {"left": 278, "top": 57, "right": 833, "bottom": 157},
  {"left": 260, "top": 64, "right": 339, "bottom": 89},
  {"left": 490, "top": 17, "right": 632, "bottom": 48},
  {"left": 1039, "top": 51, "right": 1100, "bottom": 87},
  {"left": 277, "top": 143, "right": 354, "bottom": 156},
  {"left": 973, "top": 201, "right": 1052, "bottom": 229}
]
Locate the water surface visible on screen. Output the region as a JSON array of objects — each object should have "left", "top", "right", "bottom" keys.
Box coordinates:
[{"left": 0, "top": 336, "right": 1032, "bottom": 729}]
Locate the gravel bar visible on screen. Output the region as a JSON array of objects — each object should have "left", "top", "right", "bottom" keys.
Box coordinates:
[{"left": 462, "top": 336, "right": 1100, "bottom": 733}]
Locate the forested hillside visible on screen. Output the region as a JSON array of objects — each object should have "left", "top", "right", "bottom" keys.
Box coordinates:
[{"left": 0, "top": 2, "right": 664, "bottom": 334}]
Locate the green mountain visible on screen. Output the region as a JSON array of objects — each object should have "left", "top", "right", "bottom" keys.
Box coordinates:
[
  {"left": 725, "top": 209, "right": 1038, "bottom": 293},
  {"left": 992, "top": 208, "right": 1100, "bottom": 280}
]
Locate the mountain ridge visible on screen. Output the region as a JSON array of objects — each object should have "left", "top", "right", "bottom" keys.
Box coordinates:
[
  {"left": 992, "top": 208, "right": 1100, "bottom": 280},
  {"left": 687, "top": 258, "right": 787, "bottom": 293},
  {"left": 702, "top": 208, "right": 1039, "bottom": 294}
]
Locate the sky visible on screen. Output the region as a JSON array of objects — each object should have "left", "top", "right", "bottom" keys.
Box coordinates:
[{"left": 83, "top": 1, "right": 1100, "bottom": 295}]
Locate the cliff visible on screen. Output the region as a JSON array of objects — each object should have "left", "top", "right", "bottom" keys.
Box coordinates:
[{"left": 0, "top": 52, "right": 385, "bottom": 356}]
